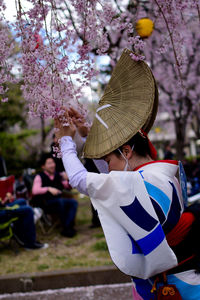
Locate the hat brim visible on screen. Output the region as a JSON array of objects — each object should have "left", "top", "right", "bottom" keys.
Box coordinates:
[{"left": 83, "top": 49, "right": 158, "bottom": 159}]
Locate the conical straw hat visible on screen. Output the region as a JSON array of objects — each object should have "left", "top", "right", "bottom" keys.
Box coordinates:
[{"left": 83, "top": 48, "right": 158, "bottom": 159}]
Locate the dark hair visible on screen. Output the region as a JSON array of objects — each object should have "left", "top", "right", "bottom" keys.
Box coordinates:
[
  {"left": 39, "top": 153, "right": 55, "bottom": 166},
  {"left": 113, "top": 132, "right": 151, "bottom": 158}
]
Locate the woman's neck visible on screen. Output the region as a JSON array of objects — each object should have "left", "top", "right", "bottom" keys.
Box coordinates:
[{"left": 130, "top": 154, "right": 153, "bottom": 171}]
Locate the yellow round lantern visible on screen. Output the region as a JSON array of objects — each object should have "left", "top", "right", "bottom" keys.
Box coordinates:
[
  {"left": 135, "top": 18, "right": 154, "bottom": 38},
  {"left": 155, "top": 127, "right": 161, "bottom": 133}
]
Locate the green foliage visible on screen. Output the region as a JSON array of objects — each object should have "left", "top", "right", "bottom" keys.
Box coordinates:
[
  {"left": 0, "top": 81, "right": 43, "bottom": 173},
  {"left": 0, "top": 82, "right": 26, "bottom": 132},
  {"left": 0, "top": 129, "right": 38, "bottom": 174}
]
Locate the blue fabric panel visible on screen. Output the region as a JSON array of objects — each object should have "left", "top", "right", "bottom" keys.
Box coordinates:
[
  {"left": 167, "top": 274, "right": 200, "bottom": 300},
  {"left": 144, "top": 181, "right": 170, "bottom": 216},
  {"left": 162, "top": 182, "right": 182, "bottom": 234},
  {"left": 127, "top": 224, "right": 165, "bottom": 256},
  {"left": 120, "top": 197, "right": 158, "bottom": 232},
  {"left": 127, "top": 233, "right": 143, "bottom": 254},
  {"left": 179, "top": 161, "right": 188, "bottom": 207},
  {"left": 150, "top": 196, "right": 166, "bottom": 225},
  {"left": 133, "top": 277, "right": 155, "bottom": 300},
  {"left": 137, "top": 224, "right": 165, "bottom": 255}
]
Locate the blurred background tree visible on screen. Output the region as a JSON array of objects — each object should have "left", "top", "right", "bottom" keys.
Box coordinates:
[
  {"left": 0, "top": 82, "right": 25, "bottom": 131},
  {"left": 0, "top": 82, "right": 39, "bottom": 174}
]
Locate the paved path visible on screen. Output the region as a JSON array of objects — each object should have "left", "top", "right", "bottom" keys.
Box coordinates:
[{"left": 0, "top": 282, "right": 133, "bottom": 300}]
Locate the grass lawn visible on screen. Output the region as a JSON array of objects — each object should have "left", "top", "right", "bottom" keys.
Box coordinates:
[{"left": 0, "top": 194, "right": 113, "bottom": 275}]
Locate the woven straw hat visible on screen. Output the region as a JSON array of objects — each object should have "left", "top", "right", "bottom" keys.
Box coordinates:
[{"left": 83, "top": 48, "right": 158, "bottom": 159}]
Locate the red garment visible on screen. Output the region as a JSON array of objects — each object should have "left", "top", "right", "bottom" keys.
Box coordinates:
[
  {"left": 166, "top": 212, "right": 195, "bottom": 247},
  {"left": 134, "top": 160, "right": 178, "bottom": 171}
]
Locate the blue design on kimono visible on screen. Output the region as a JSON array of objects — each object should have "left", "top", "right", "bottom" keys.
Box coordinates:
[
  {"left": 178, "top": 160, "right": 188, "bottom": 207},
  {"left": 139, "top": 170, "right": 144, "bottom": 179},
  {"left": 162, "top": 182, "right": 182, "bottom": 234},
  {"left": 133, "top": 277, "right": 154, "bottom": 299},
  {"left": 144, "top": 181, "right": 182, "bottom": 234},
  {"left": 149, "top": 196, "right": 166, "bottom": 225},
  {"left": 127, "top": 224, "right": 165, "bottom": 255},
  {"left": 144, "top": 181, "right": 171, "bottom": 217},
  {"left": 127, "top": 234, "right": 142, "bottom": 254},
  {"left": 120, "top": 197, "right": 165, "bottom": 255},
  {"left": 120, "top": 197, "right": 158, "bottom": 232}
]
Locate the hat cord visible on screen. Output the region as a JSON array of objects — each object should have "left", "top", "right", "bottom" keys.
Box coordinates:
[
  {"left": 95, "top": 104, "right": 111, "bottom": 129},
  {"left": 118, "top": 144, "right": 134, "bottom": 171}
]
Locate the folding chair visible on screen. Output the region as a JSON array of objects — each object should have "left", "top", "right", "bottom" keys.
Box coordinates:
[
  {"left": 0, "top": 217, "right": 18, "bottom": 242},
  {"left": 0, "top": 175, "right": 15, "bottom": 201},
  {"left": 0, "top": 175, "right": 18, "bottom": 249},
  {"left": 0, "top": 216, "right": 20, "bottom": 253}
]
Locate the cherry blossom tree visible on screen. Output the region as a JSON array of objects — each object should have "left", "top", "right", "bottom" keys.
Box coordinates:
[
  {"left": 0, "top": 0, "right": 199, "bottom": 159},
  {"left": 144, "top": 3, "right": 200, "bottom": 159}
]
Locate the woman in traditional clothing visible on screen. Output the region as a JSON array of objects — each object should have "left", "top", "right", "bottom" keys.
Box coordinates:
[{"left": 54, "top": 49, "right": 200, "bottom": 299}]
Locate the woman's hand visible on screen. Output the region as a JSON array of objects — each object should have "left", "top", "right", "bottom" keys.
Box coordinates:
[
  {"left": 48, "top": 187, "right": 62, "bottom": 196},
  {"left": 69, "top": 107, "right": 89, "bottom": 137},
  {"left": 54, "top": 108, "right": 76, "bottom": 140},
  {"left": 60, "top": 171, "right": 69, "bottom": 181}
]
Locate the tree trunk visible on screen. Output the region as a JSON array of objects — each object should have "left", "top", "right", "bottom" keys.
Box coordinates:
[
  {"left": 191, "top": 112, "right": 200, "bottom": 140},
  {"left": 174, "top": 118, "right": 186, "bottom": 161},
  {"left": 40, "top": 116, "right": 46, "bottom": 154}
]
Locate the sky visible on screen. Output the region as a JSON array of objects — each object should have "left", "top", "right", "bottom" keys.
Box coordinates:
[{"left": 4, "top": 0, "right": 31, "bottom": 21}]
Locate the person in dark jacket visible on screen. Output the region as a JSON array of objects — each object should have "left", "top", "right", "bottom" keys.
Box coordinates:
[{"left": 32, "top": 153, "right": 78, "bottom": 237}]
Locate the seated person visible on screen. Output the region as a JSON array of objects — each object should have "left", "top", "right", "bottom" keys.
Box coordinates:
[
  {"left": 32, "top": 153, "right": 78, "bottom": 237},
  {"left": 14, "top": 173, "right": 29, "bottom": 200},
  {"left": 0, "top": 192, "right": 48, "bottom": 250}
]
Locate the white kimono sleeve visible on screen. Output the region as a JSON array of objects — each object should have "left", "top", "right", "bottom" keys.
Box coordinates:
[{"left": 60, "top": 136, "right": 88, "bottom": 195}]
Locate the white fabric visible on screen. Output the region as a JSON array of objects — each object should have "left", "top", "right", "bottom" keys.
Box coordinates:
[
  {"left": 60, "top": 137, "right": 109, "bottom": 193},
  {"left": 173, "top": 270, "right": 200, "bottom": 285},
  {"left": 61, "top": 136, "right": 183, "bottom": 280},
  {"left": 60, "top": 136, "right": 88, "bottom": 195},
  {"left": 87, "top": 170, "right": 179, "bottom": 279}
]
